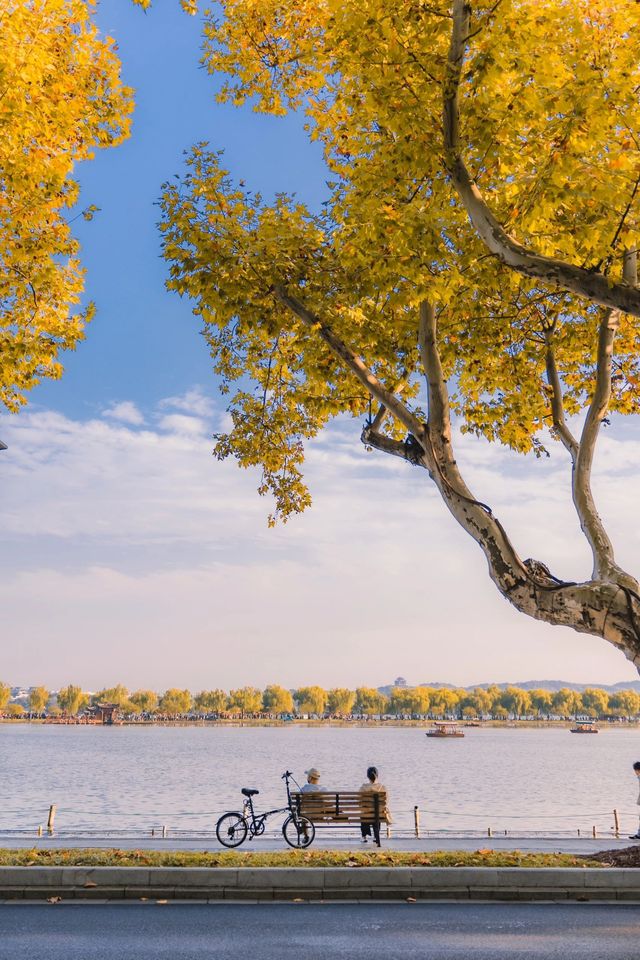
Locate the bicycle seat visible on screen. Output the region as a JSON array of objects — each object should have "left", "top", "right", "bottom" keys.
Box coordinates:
[{"left": 241, "top": 788, "right": 259, "bottom": 797}]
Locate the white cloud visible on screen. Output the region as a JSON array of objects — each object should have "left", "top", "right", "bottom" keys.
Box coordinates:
[
  {"left": 158, "top": 387, "right": 214, "bottom": 418},
  {"left": 102, "top": 401, "right": 145, "bottom": 426},
  {"left": 157, "top": 413, "right": 209, "bottom": 437},
  {"left": 0, "top": 398, "right": 639, "bottom": 689}
]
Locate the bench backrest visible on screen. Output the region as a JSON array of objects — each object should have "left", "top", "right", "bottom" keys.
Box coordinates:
[{"left": 292, "top": 791, "right": 387, "bottom": 823}]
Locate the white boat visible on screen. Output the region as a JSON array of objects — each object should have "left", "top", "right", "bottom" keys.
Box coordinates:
[{"left": 425, "top": 721, "right": 465, "bottom": 738}]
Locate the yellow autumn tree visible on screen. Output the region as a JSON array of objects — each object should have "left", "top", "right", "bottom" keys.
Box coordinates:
[
  {"left": 157, "top": 0, "right": 640, "bottom": 668},
  {"left": 0, "top": 0, "right": 132, "bottom": 411}
]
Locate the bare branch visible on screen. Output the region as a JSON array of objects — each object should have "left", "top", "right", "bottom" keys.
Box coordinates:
[
  {"left": 370, "top": 403, "right": 388, "bottom": 431},
  {"left": 573, "top": 250, "right": 639, "bottom": 587},
  {"left": 544, "top": 336, "right": 579, "bottom": 458},
  {"left": 417, "top": 300, "right": 541, "bottom": 598},
  {"left": 624, "top": 248, "right": 638, "bottom": 287},
  {"left": 443, "top": 0, "right": 640, "bottom": 317},
  {"left": 361, "top": 426, "right": 428, "bottom": 467}
]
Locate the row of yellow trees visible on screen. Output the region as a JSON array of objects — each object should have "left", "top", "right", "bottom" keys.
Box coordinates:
[{"left": 2, "top": 682, "right": 640, "bottom": 719}]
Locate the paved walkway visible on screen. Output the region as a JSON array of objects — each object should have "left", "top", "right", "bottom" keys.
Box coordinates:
[{"left": 0, "top": 834, "right": 634, "bottom": 854}]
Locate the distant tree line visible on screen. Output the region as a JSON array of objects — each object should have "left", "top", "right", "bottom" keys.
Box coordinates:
[{"left": 1, "top": 681, "right": 640, "bottom": 721}]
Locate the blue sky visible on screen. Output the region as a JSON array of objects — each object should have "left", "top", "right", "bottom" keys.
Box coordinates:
[
  {"left": 1, "top": 1, "right": 639, "bottom": 691},
  {"left": 32, "top": 0, "right": 327, "bottom": 418}
]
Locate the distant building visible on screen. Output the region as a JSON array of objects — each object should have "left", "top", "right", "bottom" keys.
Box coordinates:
[
  {"left": 393, "top": 677, "right": 408, "bottom": 688},
  {"left": 85, "top": 703, "right": 121, "bottom": 724}
]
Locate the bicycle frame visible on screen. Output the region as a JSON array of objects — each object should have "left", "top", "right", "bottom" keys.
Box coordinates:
[
  {"left": 241, "top": 796, "right": 290, "bottom": 836},
  {"left": 240, "top": 770, "right": 299, "bottom": 836}
]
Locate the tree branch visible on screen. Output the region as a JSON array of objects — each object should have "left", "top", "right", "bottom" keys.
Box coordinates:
[
  {"left": 275, "top": 289, "right": 640, "bottom": 665},
  {"left": 544, "top": 336, "right": 579, "bottom": 458},
  {"left": 369, "top": 369, "right": 411, "bottom": 431},
  {"left": 272, "top": 286, "right": 426, "bottom": 441},
  {"left": 443, "top": 0, "right": 640, "bottom": 317},
  {"left": 361, "top": 426, "right": 429, "bottom": 467},
  {"left": 370, "top": 403, "right": 388, "bottom": 431},
  {"left": 573, "top": 251, "right": 638, "bottom": 588},
  {"left": 417, "top": 300, "right": 540, "bottom": 598}
]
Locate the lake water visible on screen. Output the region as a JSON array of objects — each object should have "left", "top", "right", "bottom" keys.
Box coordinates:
[{"left": 2, "top": 724, "right": 640, "bottom": 838}]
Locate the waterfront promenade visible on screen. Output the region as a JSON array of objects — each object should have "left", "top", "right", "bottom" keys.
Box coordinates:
[{"left": 0, "top": 834, "right": 634, "bottom": 855}]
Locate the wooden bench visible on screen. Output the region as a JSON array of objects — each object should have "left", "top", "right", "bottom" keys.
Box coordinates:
[{"left": 291, "top": 791, "right": 388, "bottom": 845}]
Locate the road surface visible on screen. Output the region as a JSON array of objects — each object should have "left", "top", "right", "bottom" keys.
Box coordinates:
[{"left": 0, "top": 902, "right": 638, "bottom": 960}]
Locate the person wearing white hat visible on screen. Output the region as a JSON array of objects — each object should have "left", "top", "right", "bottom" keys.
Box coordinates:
[{"left": 300, "top": 768, "right": 326, "bottom": 793}]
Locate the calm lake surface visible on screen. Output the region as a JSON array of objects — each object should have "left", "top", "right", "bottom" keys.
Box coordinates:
[{"left": 2, "top": 724, "right": 640, "bottom": 837}]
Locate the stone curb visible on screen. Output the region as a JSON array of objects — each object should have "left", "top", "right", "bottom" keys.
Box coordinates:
[{"left": 1, "top": 867, "right": 640, "bottom": 901}]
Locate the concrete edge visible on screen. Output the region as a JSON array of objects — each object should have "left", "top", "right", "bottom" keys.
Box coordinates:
[{"left": 1, "top": 866, "right": 640, "bottom": 902}]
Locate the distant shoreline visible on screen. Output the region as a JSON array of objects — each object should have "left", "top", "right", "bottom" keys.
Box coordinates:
[{"left": 2, "top": 718, "right": 638, "bottom": 729}]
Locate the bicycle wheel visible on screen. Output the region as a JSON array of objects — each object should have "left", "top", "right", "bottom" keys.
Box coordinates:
[
  {"left": 216, "top": 812, "right": 248, "bottom": 848},
  {"left": 282, "top": 814, "right": 315, "bottom": 849}
]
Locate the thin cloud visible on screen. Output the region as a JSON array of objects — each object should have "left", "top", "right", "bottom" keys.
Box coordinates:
[
  {"left": 158, "top": 387, "right": 214, "bottom": 418},
  {"left": 0, "top": 396, "right": 638, "bottom": 688},
  {"left": 102, "top": 401, "right": 145, "bottom": 426}
]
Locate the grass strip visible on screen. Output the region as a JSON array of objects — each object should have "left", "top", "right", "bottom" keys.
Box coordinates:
[{"left": 0, "top": 848, "right": 602, "bottom": 868}]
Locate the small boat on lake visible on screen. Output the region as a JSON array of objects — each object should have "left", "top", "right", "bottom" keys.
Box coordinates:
[
  {"left": 570, "top": 720, "right": 599, "bottom": 734},
  {"left": 426, "top": 721, "right": 465, "bottom": 738}
]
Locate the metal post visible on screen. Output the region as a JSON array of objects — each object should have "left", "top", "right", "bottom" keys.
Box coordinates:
[
  {"left": 592, "top": 825, "right": 597, "bottom": 839},
  {"left": 162, "top": 824, "right": 167, "bottom": 838},
  {"left": 414, "top": 806, "right": 420, "bottom": 838},
  {"left": 613, "top": 809, "right": 620, "bottom": 838},
  {"left": 487, "top": 827, "right": 492, "bottom": 838},
  {"left": 47, "top": 804, "right": 56, "bottom": 835}
]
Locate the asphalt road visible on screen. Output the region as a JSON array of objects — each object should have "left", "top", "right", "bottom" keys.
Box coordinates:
[{"left": 1, "top": 902, "right": 638, "bottom": 960}]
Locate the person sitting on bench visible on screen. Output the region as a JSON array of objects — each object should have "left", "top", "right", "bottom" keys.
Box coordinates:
[
  {"left": 359, "top": 766, "right": 391, "bottom": 845},
  {"left": 300, "top": 767, "right": 326, "bottom": 793}
]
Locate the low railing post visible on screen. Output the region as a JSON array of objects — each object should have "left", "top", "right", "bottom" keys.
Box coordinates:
[{"left": 414, "top": 805, "right": 420, "bottom": 838}]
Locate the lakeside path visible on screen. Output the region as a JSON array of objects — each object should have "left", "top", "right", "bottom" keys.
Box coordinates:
[{"left": 0, "top": 836, "right": 635, "bottom": 855}]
